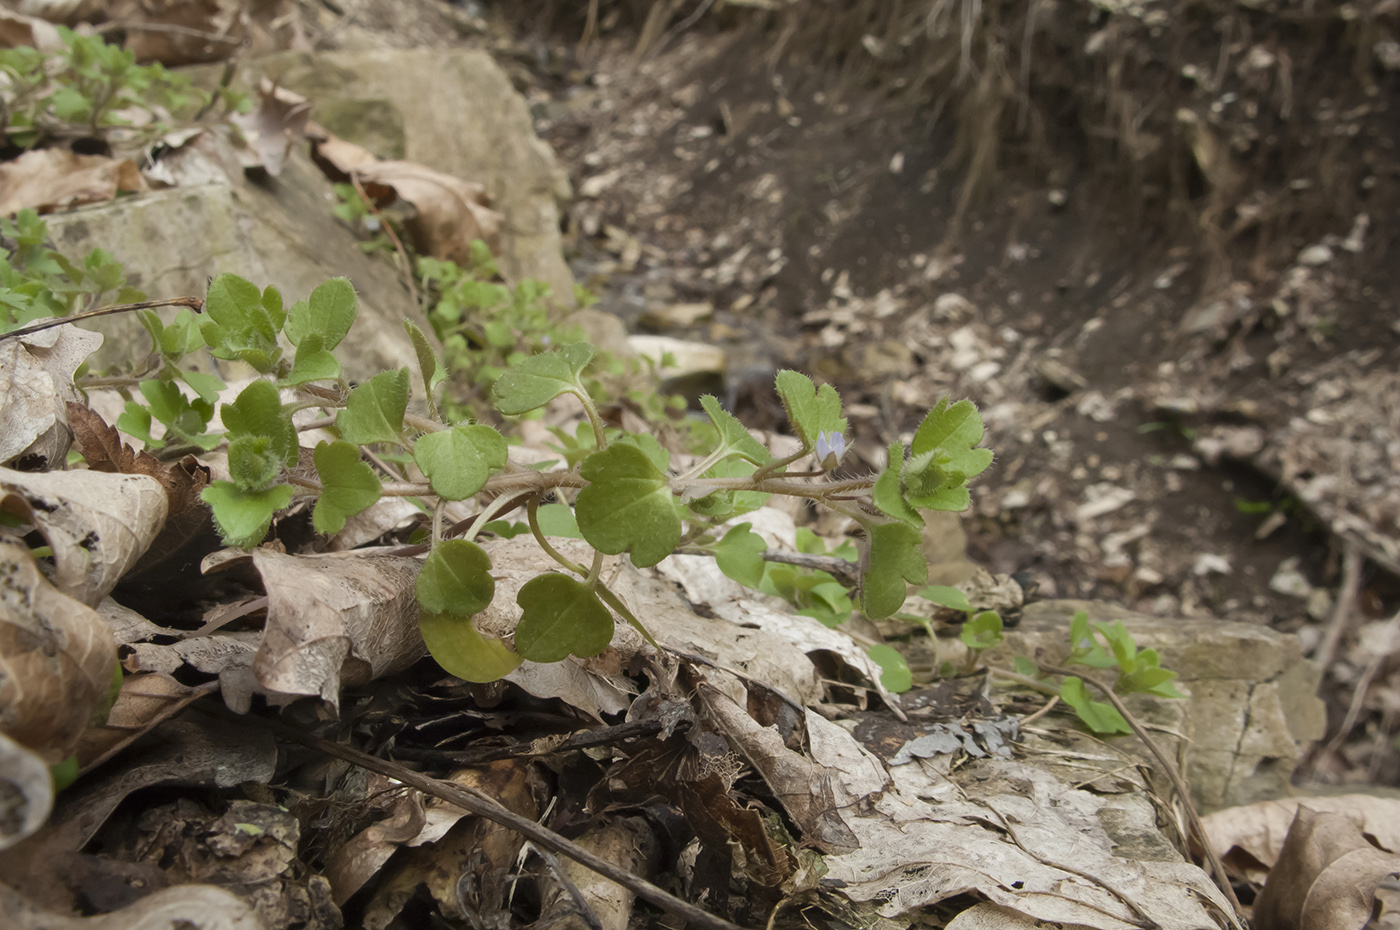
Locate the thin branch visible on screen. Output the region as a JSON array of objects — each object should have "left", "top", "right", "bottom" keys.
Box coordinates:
[
  {"left": 350, "top": 171, "right": 420, "bottom": 309},
  {"left": 1036, "top": 663, "right": 1246, "bottom": 927},
  {"left": 263, "top": 722, "right": 755, "bottom": 930},
  {"left": 1, "top": 297, "right": 203, "bottom": 342},
  {"left": 94, "top": 21, "right": 243, "bottom": 45}
]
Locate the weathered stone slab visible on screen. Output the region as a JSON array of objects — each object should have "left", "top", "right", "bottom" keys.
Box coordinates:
[{"left": 987, "top": 599, "right": 1325, "bottom": 812}]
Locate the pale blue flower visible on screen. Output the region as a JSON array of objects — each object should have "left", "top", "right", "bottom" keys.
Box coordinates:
[{"left": 815, "top": 430, "right": 846, "bottom": 469}]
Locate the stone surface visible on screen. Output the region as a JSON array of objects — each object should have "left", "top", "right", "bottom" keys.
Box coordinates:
[
  {"left": 238, "top": 48, "right": 574, "bottom": 299},
  {"left": 986, "top": 599, "right": 1325, "bottom": 812},
  {"left": 45, "top": 148, "right": 428, "bottom": 383}
]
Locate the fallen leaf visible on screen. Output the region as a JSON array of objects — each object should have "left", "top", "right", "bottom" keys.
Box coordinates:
[
  {"left": 0, "top": 149, "right": 150, "bottom": 215},
  {"left": 0, "top": 9, "right": 62, "bottom": 50},
  {"left": 1203, "top": 794, "right": 1400, "bottom": 883},
  {"left": 0, "top": 536, "right": 118, "bottom": 763},
  {"left": 118, "top": 0, "right": 239, "bottom": 66},
  {"left": 311, "top": 129, "right": 504, "bottom": 263},
  {"left": 0, "top": 325, "right": 103, "bottom": 469},
  {"left": 230, "top": 79, "right": 312, "bottom": 176},
  {"left": 1253, "top": 805, "right": 1400, "bottom": 930},
  {"left": 241, "top": 548, "right": 426, "bottom": 706},
  {"left": 323, "top": 777, "right": 427, "bottom": 906},
  {"left": 0, "top": 730, "right": 52, "bottom": 852},
  {"left": 75, "top": 672, "right": 216, "bottom": 772},
  {"left": 0, "top": 465, "right": 168, "bottom": 607},
  {"left": 0, "top": 882, "right": 263, "bottom": 930}
]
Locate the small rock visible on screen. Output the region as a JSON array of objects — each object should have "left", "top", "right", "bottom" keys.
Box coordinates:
[
  {"left": 1075, "top": 484, "right": 1136, "bottom": 522},
  {"left": 933, "top": 293, "right": 975, "bottom": 320},
  {"left": 638, "top": 301, "right": 713, "bottom": 330},
  {"left": 1192, "top": 553, "right": 1232, "bottom": 576},
  {"left": 1297, "top": 244, "right": 1333, "bottom": 266},
  {"left": 627, "top": 335, "right": 725, "bottom": 379},
  {"left": 579, "top": 167, "right": 623, "bottom": 198},
  {"left": 1047, "top": 189, "right": 1068, "bottom": 208},
  {"left": 1269, "top": 558, "right": 1312, "bottom": 598},
  {"left": 968, "top": 360, "right": 1002, "bottom": 383}
]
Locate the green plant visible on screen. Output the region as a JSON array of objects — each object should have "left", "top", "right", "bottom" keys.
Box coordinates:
[
  {"left": 113, "top": 272, "right": 995, "bottom": 683},
  {"left": 331, "top": 184, "right": 395, "bottom": 256},
  {"left": 0, "top": 28, "right": 225, "bottom": 149},
  {"left": 0, "top": 209, "right": 144, "bottom": 332}
]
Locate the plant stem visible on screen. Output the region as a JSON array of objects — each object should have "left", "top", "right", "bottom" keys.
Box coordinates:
[
  {"left": 528, "top": 495, "right": 588, "bottom": 577},
  {"left": 0, "top": 296, "right": 204, "bottom": 343},
  {"left": 750, "top": 446, "right": 809, "bottom": 481}
]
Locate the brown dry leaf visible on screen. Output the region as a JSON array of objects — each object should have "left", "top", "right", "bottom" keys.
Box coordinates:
[
  {"left": 229, "top": 79, "right": 312, "bottom": 176},
  {"left": 0, "top": 324, "right": 103, "bottom": 469},
  {"left": 68, "top": 403, "right": 211, "bottom": 572},
  {"left": 245, "top": 548, "right": 426, "bottom": 706},
  {"left": 0, "top": 730, "right": 53, "bottom": 852},
  {"left": 1253, "top": 806, "right": 1400, "bottom": 930},
  {"left": 323, "top": 777, "right": 426, "bottom": 907},
  {"left": 311, "top": 129, "right": 504, "bottom": 263},
  {"left": 115, "top": 0, "right": 239, "bottom": 66},
  {"left": 0, "top": 465, "right": 168, "bottom": 606},
  {"left": 0, "top": 148, "right": 150, "bottom": 215},
  {"left": 1204, "top": 795, "right": 1400, "bottom": 883},
  {"left": 0, "top": 8, "right": 63, "bottom": 49},
  {"left": 0, "top": 535, "right": 118, "bottom": 763},
  {"left": 0, "top": 882, "right": 262, "bottom": 930},
  {"left": 75, "top": 672, "right": 216, "bottom": 772}
]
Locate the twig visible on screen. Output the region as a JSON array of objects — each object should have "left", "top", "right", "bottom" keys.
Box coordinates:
[
  {"left": 530, "top": 844, "right": 605, "bottom": 930},
  {"left": 1019, "top": 694, "right": 1060, "bottom": 726},
  {"left": 1323, "top": 606, "right": 1400, "bottom": 759},
  {"left": 1313, "top": 542, "right": 1363, "bottom": 674},
  {"left": 350, "top": 172, "right": 419, "bottom": 310},
  {"left": 1036, "top": 663, "right": 1246, "bottom": 927},
  {"left": 94, "top": 21, "right": 243, "bottom": 44},
  {"left": 0, "top": 297, "right": 203, "bottom": 342},
  {"left": 264, "top": 722, "right": 755, "bottom": 930}
]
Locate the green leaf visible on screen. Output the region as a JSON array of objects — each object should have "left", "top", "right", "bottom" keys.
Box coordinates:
[
  {"left": 535, "top": 503, "right": 581, "bottom": 538},
  {"left": 867, "top": 644, "right": 913, "bottom": 693},
  {"left": 200, "top": 274, "right": 285, "bottom": 372},
  {"left": 699, "top": 395, "right": 771, "bottom": 465},
  {"left": 312, "top": 441, "right": 382, "bottom": 534},
  {"left": 1060, "top": 677, "right": 1131, "bottom": 735},
  {"left": 858, "top": 521, "right": 926, "bottom": 619},
  {"left": 911, "top": 398, "right": 993, "bottom": 481},
  {"left": 492, "top": 342, "right": 594, "bottom": 415},
  {"left": 404, "top": 320, "right": 446, "bottom": 401},
  {"left": 285, "top": 277, "right": 356, "bottom": 349},
  {"left": 177, "top": 368, "right": 224, "bottom": 404},
  {"left": 1095, "top": 621, "right": 1138, "bottom": 672},
  {"left": 686, "top": 457, "right": 770, "bottom": 520},
  {"left": 917, "top": 585, "right": 971, "bottom": 613},
  {"left": 713, "top": 522, "right": 767, "bottom": 588},
  {"left": 413, "top": 425, "right": 507, "bottom": 500},
  {"left": 873, "top": 440, "right": 923, "bottom": 526},
  {"left": 415, "top": 540, "right": 495, "bottom": 616},
  {"left": 222, "top": 379, "right": 296, "bottom": 465},
  {"left": 227, "top": 436, "right": 282, "bottom": 491},
  {"left": 337, "top": 368, "right": 410, "bottom": 446},
  {"left": 774, "top": 370, "right": 846, "bottom": 450},
  {"left": 616, "top": 433, "right": 670, "bottom": 474},
  {"left": 514, "top": 574, "right": 615, "bottom": 662},
  {"left": 1067, "top": 611, "right": 1117, "bottom": 669},
  {"left": 1013, "top": 655, "right": 1038, "bottom": 677},
  {"left": 575, "top": 443, "right": 681, "bottom": 568},
  {"left": 795, "top": 528, "right": 827, "bottom": 555},
  {"left": 201, "top": 481, "right": 295, "bottom": 549},
  {"left": 284, "top": 334, "right": 342, "bottom": 385},
  {"left": 960, "top": 610, "right": 1005, "bottom": 651},
  {"left": 420, "top": 611, "right": 521, "bottom": 683}
]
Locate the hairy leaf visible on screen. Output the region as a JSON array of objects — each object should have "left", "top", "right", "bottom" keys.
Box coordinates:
[
  {"left": 575, "top": 443, "right": 681, "bottom": 567},
  {"left": 413, "top": 425, "right": 507, "bottom": 501},
  {"left": 699, "top": 394, "right": 771, "bottom": 465},
  {"left": 285, "top": 276, "right": 357, "bottom": 349},
  {"left": 201, "top": 481, "right": 295, "bottom": 549},
  {"left": 336, "top": 367, "right": 409, "bottom": 446},
  {"left": 492, "top": 342, "right": 593, "bottom": 415},
  {"left": 312, "top": 440, "right": 381, "bottom": 534},
  {"left": 774, "top": 370, "right": 846, "bottom": 450}
]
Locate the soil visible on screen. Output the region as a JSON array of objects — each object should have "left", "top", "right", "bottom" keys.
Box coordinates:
[{"left": 506, "top": 5, "right": 1400, "bottom": 786}]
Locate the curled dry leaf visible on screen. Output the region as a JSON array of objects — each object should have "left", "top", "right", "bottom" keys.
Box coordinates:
[
  {"left": 0, "top": 536, "right": 118, "bottom": 764},
  {"left": 0, "top": 9, "right": 62, "bottom": 50},
  {"left": 229, "top": 79, "right": 312, "bottom": 176},
  {"left": 311, "top": 129, "right": 504, "bottom": 263},
  {"left": 67, "top": 403, "right": 211, "bottom": 573},
  {"left": 234, "top": 549, "right": 425, "bottom": 706},
  {"left": 0, "top": 149, "right": 150, "bottom": 215},
  {"left": 0, "top": 730, "right": 53, "bottom": 852},
  {"left": 1203, "top": 795, "right": 1400, "bottom": 883},
  {"left": 0, "top": 882, "right": 262, "bottom": 930},
  {"left": 75, "top": 672, "right": 216, "bottom": 772},
  {"left": 1252, "top": 806, "right": 1400, "bottom": 930},
  {"left": 0, "top": 465, "right": 168, "bottom": 607},
  {"left": 0, "top": 325, "right": 103, "bottom": 469}
]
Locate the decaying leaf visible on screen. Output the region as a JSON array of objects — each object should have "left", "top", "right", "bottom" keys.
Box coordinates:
[
  {"left": 230, "top": 79, "right": 312, "bottom": 176},
  {"left": 0, "top": 536, "right": 118, "bottom": 764},
  {"left": 68, "top": 403, "right": 211, "bottom": 574},
  {"left": 312, "top": 129, "right": 504, "bottom": 263},
  {"left": 0, "top": 466, "right": 168, "bottom": 607},
  {"left": 0, "top": 148, "right": 150, "bottom": 215},
  {"left": 232, "top": 548, "right": 425, "bottom": 706},
  {"left": 1203, "top": 794, "right": 1400, "bottom": 883},
  {"left": 1253, "top": 805, "right": 1400, "bottom": 930},
  {"left": 0, "top": 325, "right": 103, "bottom": 469},
  {"left": 0, "top": 882, "right": 262, "bottom": 930},
  {"left": 0, "top": 730, "right": 53, "bottom": 852},
  {"left": 75, "top": 672, "right": 216, "bottom": 772},
  {"left": 323, "top": 776, "right": 427, "bottom": 906},
  {"left": 0, "top": 9, "right": 62, "bottom": 50}
]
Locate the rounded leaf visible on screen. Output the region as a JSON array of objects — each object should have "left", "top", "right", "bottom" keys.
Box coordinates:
[
  {"left": 514, "top": 574, "right": 614, "bottom": 663},
  {"left": 420, "top": 611, "right": 521, "bottom": 683},
  {"left": 415, "top": 539, "right": 494, "bottom": 616},
  {"left": 413, "top": 425, "right": 507, "bottom": 500}
]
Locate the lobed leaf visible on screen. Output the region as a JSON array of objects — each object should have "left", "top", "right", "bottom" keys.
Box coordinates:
[
  {"left": 413, "top": 425, "right": 507, "bottom": 500},
  {"left": 221, "top": 379, "right": 296, "bottom": 465},
  {"left": 201, "top": 481, "right": 295, "bottom": 549},
  {"left": 285, "top": 277, "right": 357, "bottom": 349},
  {"left": 514, "top": 574, "right": 614, "bottom": 662},
  {"left": 336, "top": 368, "right": 410, "bottom": 446},
  {"left": 312, "top": 440, "right": 381, "bottom": 534},
  {"left": 491, "top": 342, "right": 594, "bottom": 415},
  {"left": 774, "top": 370, "right": 846, "bottom": 450},
  {"left": 575, "top": 443, "right": 681, "bottom": 568},
  {"left": 858, "top": 521, "right": 927, "bottom": 619}
]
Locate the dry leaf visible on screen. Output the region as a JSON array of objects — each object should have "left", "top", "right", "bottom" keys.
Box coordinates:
[
  {"left": 75, "top": 672, "right": 215, "bottom": 772},
  {"left": 244, "top": 548, "right": 426, "bottom": 706},
  {"left": 1253, "top": 806, "right": 1400, "bottom": 930},
  {"left": 0, "top": 536, "right": 118, "bottom": 763},
  {"left": 311, "top": 129, "right": 504, "bottom": 263},
  {"left": 0, "top": 9, "right": 62, "bottom": 49},
  {"left": 0, "top": 465, "right": 168, "bottom": 606},
  {"left": 68, "top": 403, "right": 211, "bottom": 573},
  {"left": 117, "top": 0, "right": 237, "bottom": 65},
  {"left": 0, "top": 324, "right": 103, "bottom": 468},
  {"left": 323, "top": 778, "right": 427, "bottom": 906},
  {"left": 0, "top": 730, "right": 53, "bottom": 852},
  {"left": 229, "top": 79, "right": 312, "bottom": 176},
  {"left": 0, "top": 882, "right": 263, "bottom": 930},
  {"left": 1204, "top": 795, "right": 1400, "bottom": 883},
  {"left": 0, "top": 148, "right": 150, "bottom": 215}
]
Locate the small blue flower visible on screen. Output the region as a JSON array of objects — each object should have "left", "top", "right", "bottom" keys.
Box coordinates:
[{"left": 815, "top": 430, "right": 846, "bottom": 469}]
